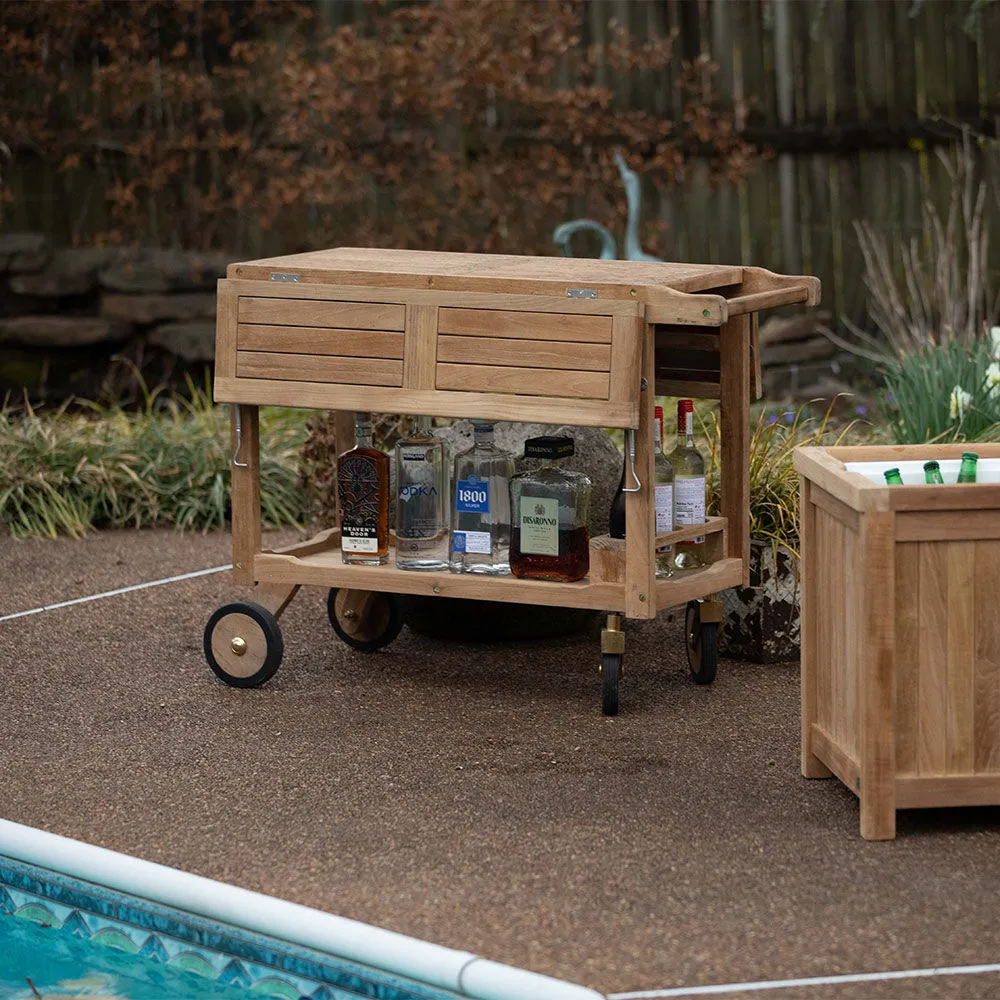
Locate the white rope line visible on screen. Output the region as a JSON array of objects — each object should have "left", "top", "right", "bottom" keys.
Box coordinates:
[
  {"left": 608, "top": 962, "right": 1000, "bottom": 998},
  {"left": 0, "top": 565, "right": 230, "bottom": 622}
]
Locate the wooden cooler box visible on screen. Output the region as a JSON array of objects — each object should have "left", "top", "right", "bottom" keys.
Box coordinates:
[{"left": 795, "top": 443, "right": 1000, "bottom": 839}]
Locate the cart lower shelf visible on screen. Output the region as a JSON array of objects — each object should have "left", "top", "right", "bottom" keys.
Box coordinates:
[{"left": 252, "top": 527, "right": 744, "bottom": 616}]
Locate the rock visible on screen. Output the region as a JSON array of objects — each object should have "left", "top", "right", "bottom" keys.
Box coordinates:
[
  {"left": 0, "top": 232, "right": 51, "bottom": 273},
  {"left": 8, "top": 247, "right": 123, "bottom": 297},
  {"left": 147, "top": 320, "right": 216, "bottom": 362},
  {"left": 720, "top": 540, "right": 799, "bottom": 663},
  {"left": 758, "top": 310, "right": 832, "bottom": 345},
  {"left": 102, "top": 292, "right": 216, "bottom": 325},
  {"left": 99, "top": 250, "right": 232, "bottom": 293},
  {"left": 760, "top": 335, "right": 836, "bottom": 366},
  {"left": 0, "top": 315, "right": 128, "bottom": 347},
  {"left": 434, "top": 419, "right": 623, "bottom": 537}
]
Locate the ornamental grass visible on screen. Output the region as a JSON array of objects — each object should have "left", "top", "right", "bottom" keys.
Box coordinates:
[{"left": 0, "top": 377, "right": 307, "bottom": 539}]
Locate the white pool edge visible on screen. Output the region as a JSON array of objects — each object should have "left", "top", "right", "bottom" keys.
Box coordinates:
[{"left": 0, "top": 819, "right": 603, "bottom": 1000}]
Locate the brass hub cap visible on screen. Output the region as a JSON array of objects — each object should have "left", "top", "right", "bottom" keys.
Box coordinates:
[{"left": 230, "top": 636, "right": 248, "bottom": 656}]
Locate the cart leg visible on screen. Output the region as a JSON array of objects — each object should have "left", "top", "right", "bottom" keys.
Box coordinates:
[
  {"left": 253, "top": 583, "right": 300, "bottom": 620},
  {"left": 600, "top": 613, "right": 626, "bottom": 716},
  {"left": 231, "top": 404, "right": 261, "bottom": 586}
]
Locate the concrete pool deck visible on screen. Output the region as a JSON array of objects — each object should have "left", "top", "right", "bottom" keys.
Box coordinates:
[{"left": 3, "top": 528, "right": 1000, "bottom": 999}]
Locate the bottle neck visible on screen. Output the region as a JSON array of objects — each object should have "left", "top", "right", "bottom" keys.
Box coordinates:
[
  {"left": 354, "top": 414, "right": 374, "bottom": 448},
  {"left": 675, "top": 410, "right": 694, "bottom": 448},
  {"left": 473, "top": 424, "right": 494, "bottom": 447},
  {"left": 412, "top": 414, "right": 431, "bottom": 435},
  {"left": 654, "top": 414, "right": 663, "bottom": 450}
]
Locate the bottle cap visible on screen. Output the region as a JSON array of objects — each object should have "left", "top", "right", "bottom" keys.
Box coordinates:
[
  {"left": 923, "top": 460, "right": 940, "bottom": 471},
  {"left": 654, "top": 405, "right": 664, "bottom": 418},
  {"left": 963, "top": 452, "right": 979, "bottom": 461},
  {"left": 524, "top": 436, "right": 574, "bottom": 459},
  {"left": 677, "top": 398, "right": 694, "bottom": 418},
  {"left": 885, "top": 467, "right": 900, "bottom": 475}
]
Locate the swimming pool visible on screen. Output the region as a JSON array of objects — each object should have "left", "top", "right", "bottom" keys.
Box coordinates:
[{"left": 0, "top": 820, "right": 602, "bottom": 1000}]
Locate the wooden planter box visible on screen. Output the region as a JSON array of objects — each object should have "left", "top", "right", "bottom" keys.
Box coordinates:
[{"left": 794, "top": 443, "right": 1000, "bottom": 839}]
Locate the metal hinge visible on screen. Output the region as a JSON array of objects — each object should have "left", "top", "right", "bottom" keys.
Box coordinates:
[
  {"left": 566, "top": 287, "right": 598, "bottom": 299},
  {"left": 269, "top": 272, "right": 301, "bottom": 282}
]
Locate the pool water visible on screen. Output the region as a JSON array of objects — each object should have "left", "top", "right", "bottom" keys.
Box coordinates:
[{"left": 0, "top": 857, "right": 457, "bottom": 1000}]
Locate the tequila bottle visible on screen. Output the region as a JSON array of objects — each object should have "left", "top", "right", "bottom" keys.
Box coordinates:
[
  {"left": 509, "top": 436, "right": 592, "bottom": 582},
  {"left": 449, "top": 421, "right": 514, "bottom": 574},
  {"left": 337, "top": 412, "right": 389, "bottom": 565},
  {"left": 668, "top": 399, "right": 707, "bottom": 571},
  {"left": 958, "top": 452, "right": 978, "bottom": 483},
  {"left": 653, "top": 405, "right": 675, "bottom": 578},
  {"left": 924, "top": 460, "right": 944, "bottom": 484},
  {"left": 883, "top": 467, "right": 904, "bottom": 485},
  {"left": 395, "top": 415, "right": 448, "bottom": 570}
]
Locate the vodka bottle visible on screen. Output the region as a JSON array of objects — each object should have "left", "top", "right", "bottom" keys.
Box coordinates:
[
  {"left": 668, "top": 398, "right": 706, "bottom": 571},
  {"left": 395, "top": 415, "right": 448, "bottom": 570},
  {"left": 449, "top": 421, "right": 514, "bottom": 574},
  {"left": 337, "top": 412, "right": 389, "bottom": 566},
  {"left": 653, "top": 405, "right": 675, "bottom": 578}
]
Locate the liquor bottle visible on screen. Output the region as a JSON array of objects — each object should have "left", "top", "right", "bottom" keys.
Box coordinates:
[
  {"left": 449, "top": 421, "right": 514, "bottom": 574},
  {"left": 883, "top": 467, "right": 904, "bottom": 485},
  {"left": 510, "top": 436, "right": 592, "bottom": 582},
  {"left": 653, "top": 405, "right": 675, "bottom": 578},
  {"left": 337, "top": 412, "right": 389, "bottom": 565},
  {"left": 395, "top": 415, "right": 448, "bottom": 570},
  {"left": 924, "top": 460, "right": 944, "bottom": 484},
  {"left": 668, "top": 399, "right": 706, "bottom": 571},
  {"left": 958, "top": 452, "right": 978, "bottom": 483},
  {"left": 608, "top": 453, "right": 627, "bottom": 539}
]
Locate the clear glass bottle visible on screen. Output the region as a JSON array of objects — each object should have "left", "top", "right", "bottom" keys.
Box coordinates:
[
  {"left": 653, "top": 405, "right": 675, "bottom": 578},
  {"left": 668, "top": 398, "right": 706, "bottom": 571},
  {"left": 509, "top": 436, "right": 592, "bottom": 582},
  {"left": 449, "top": 421, "right": 514, "bottom": 574},
  {"left": 337, "top": 412, "right": 389, "bottom": 565},
  {"left": 395, "top": 415, "right": 448, "bottom": 570}
]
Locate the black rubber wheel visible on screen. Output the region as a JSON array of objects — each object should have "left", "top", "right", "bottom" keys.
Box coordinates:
[
  {"left": 327, "top": 588, "right": 404, "bottom": 652},
  {"left": 685, "top": 600, "right": 719, "bottom": 685},
  {"left": 204, "top": 600, "right": 283, "bottom": 688},
  {"left": 601, "top": 652, "right": 621, "bottom": 716}
]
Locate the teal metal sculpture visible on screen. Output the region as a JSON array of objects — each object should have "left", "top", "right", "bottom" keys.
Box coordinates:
[{"left": 552, "top": 149, "right": 663, "bottom": 262}]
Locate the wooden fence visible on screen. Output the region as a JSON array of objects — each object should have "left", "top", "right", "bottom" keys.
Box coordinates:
[{"left": 577, "top": 0, "right": 1000, "bottom": 326}]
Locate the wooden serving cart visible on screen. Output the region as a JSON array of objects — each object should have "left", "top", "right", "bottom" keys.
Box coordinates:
[{"left": 204, "top": 249, "right": 819, "bottom": 714}]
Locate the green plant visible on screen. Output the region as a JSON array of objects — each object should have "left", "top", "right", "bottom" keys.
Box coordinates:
[
  {"left": 703, "top": 398, "right": 857, "bottom": 560},
  {"left": 0, "top": 377, "right": 308, "bottom": 539},
  {"left": 879, "top": 338, "right": 1000, "bottom": 443}
]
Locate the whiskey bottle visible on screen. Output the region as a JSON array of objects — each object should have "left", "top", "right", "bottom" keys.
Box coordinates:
[
  {"left": 924, "top": 460, "right": 944, "bottom": 484},
  {"left": 509, "top": 436, "right": 592, "bottom": 582},
  {"left": 958, "top": 451, "right": 978, "bottom": 483},
  {"left": 653, "top": 405, "right": 675, "bottom": 578},
  {"left": 395, "top": 415, "right": 448, "bottom": 570},
  {"left": 338, "top": 412, "right": 389, "bottom": 565},
  {"left": 668, "top": 398, "right": 707, "bottom": 571},
  {"left": 449, "top": 421, "right": 514, "bottom": 574}
]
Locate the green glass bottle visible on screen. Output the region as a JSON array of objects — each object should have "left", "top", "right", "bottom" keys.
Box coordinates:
[
  {"left": 957, "top": 452, "right": 978, "bottom": 483},
  {"left": 924, "top": 460, "right": 944, "bottom": 485},
  {"left": 883, "top": 467, "right": 904, "bottom": 485}
]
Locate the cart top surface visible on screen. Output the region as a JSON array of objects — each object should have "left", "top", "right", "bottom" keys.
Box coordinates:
[{"left": 229, "top": 247, "right": 747, "bottom": 296}]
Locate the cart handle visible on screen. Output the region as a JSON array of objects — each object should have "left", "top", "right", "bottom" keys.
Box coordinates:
[{"left": 232, "top": 405, "right": 249, "bottom": 468}]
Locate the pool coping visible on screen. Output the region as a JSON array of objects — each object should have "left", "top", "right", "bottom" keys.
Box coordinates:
[{"left": 0, "top": 819, "right": 604, "bottom": 1000}]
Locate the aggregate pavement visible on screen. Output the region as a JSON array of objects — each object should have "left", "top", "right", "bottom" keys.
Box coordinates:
[{"left": 3, "top": 529, "right": 1000, "bottom": 999}]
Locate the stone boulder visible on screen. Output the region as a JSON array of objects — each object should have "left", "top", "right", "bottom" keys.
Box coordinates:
[
  {"left": 99, "top": 250, "right": 232, "bottom": 294},
  {"left": 8, "top": 247, "right": 124, "bottom": 297},
  {"left": 0, "top": 315, "right": 129, "bottom": 347},
  {"left": 102, "top": 292, "right": 216, "bottom": 325},
  {"left": 147, "top": 320, "right": 216, "bottom": 362},
  {"left": 0, "top": 232, "right": 52, "bottom": 273}
]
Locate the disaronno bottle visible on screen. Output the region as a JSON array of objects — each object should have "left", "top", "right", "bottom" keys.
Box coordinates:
[
  {"left": 337, "top": 412, "right": 389, "bottom": 565},
  {"left": 509, "top": 436, "right": 592, "bottom": 582},
  {"left": 668, "top": 398, "right": 707, "bottom": 571}
]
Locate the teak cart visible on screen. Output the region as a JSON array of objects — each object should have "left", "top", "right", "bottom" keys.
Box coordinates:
[
  {"left": 796, "top": 443, "right": 1000, "bottom": 838},
  {"left": 205, "top": 249, "right": 819, "bottom": 714}
]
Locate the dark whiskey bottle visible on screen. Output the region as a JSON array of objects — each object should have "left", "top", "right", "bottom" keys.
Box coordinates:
[{"left": 337, "top": 412, "right": 389, "bottom": 565}]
